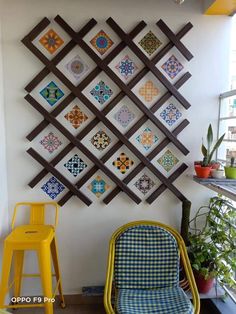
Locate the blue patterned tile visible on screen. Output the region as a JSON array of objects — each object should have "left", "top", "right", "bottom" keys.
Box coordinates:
[
  {"left": 160, "top": 103, "right": 182, "bottom": 126},
  {"left": 90, "top": 80, "right": 113, "bottom": 105},
  {"left": 41, "top": 176, "right": 65, "bottom": 199},
  {"left": 64, "top": 154, "right": 87, "bottom": 177}
]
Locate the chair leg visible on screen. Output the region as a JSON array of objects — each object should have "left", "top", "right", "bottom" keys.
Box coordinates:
[
  {"left": 0, "top": 244, "right": 13, "bottom": 308},
  {"left": 14, "top": 250, "right": 24, "bottom": 298},
  {"left": 51, "top": 238, "right": 65, "bottom": 308},
  {"left": 37, "top": 245, "right": 53, "bottom": 314}
]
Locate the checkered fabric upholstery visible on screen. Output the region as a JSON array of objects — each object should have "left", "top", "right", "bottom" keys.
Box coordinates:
[
  {"left": 116, "top": 286, "right": 194, "bottom": 314},
  {"left": 114, "top": 225, "right": 179, "bottom": 289}
]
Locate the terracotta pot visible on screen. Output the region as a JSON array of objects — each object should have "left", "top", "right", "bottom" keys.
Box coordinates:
[
  {"left": 194, "top": 272, "right": 214, "bottom": 293},
  {"left": 194, "top": 165, "right": 212, "bottom": 178}
]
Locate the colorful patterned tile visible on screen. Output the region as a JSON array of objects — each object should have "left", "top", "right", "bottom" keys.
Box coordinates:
[
  {"left": 90, "top": 30, "right": 114, "bottom": 55},
  {"left": 91, "top": 130, "right": 111, "bottom": 151},
  {"left": 160, "top": 103, "right": 182, "bottom": 126},
  {"left": 64, "top": 154, "right": 87, "bottom": 177},
  {"left": 88, "top": 175, "right": 110, "bottom": 198},
  {"left": 115, "top": 55, "right": 138, "bottom": 80},
  {"left": 64, "top": 105, "right": 88, "bottom": 129},
  {"left": 139, "top": 80, "right": 159, "bottom": 102},
  {"left": 161, "top": 55, "right": 184, "bottom": 79},
  {"left": 112, "top": 153, "right": 134, "bottom": 174},
  {"left": 65, "top": 55, "right": 89, "bottom": 80},
  {"left": 114, "top": 105, "right": 135, "bottom": 128},
  {"left": 90, "top": 80, "right": 113, "bottom": 105},
  {"left": 136, "top": 127, "right": 159, "bottom": 151},
  {"left": 139, "top": 31, "right": 162, "bottom": 56},
  {"left": 40, "top": 132, "right": 62, "bottom": 154},
  {"left": 40, "top": 81, "right": 64, "bottom": 106},
  {"left": 41, "top": 176, "right": 65, "bottom": 199},
  {"left": 157, "top": 149, "right": 179, "bottom": 172},
  {"left": 39, "top": 29, "right": 64, "bottom": 54},
  {"left": 134, "top": 174, "right": 155, "bottom": 195}
]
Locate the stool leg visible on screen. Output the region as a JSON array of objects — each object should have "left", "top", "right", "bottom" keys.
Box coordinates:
[
  {"left": 51, "top": 238, "right": 65, "bottom": 308},
  {"left": 37, "top": 245, "right": 53, "bottom": 314},
  {"left": 14, "top": 250, "right": 24, "bottom": 299},
  {"left": 0, "top": 244, "right": 13, "bottom": 308}
]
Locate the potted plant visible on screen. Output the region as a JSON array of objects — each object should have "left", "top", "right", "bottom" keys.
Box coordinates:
[
  {"left": 225, "top": 157, "right": 236, "bottom": 179},
  {"left": 188, "top": 196, "right": 236, "bottom": 293},
  {"left": 195, "top": 124, "right": 225, "bottom": 178}
]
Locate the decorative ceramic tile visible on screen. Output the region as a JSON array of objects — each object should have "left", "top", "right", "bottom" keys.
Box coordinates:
[
  {"left": 41, "top": 176, "right": 65, "bottom": 199},
  {"left": 87, "top": 175, "right": 110, "bottom": 198},
  {"left": 90, "top": 80, "right": 113, "bottom": 105},
  {"left": 115, "top": 55, "right": 138, "bottom": 80},
  {"left": 39, "top": 29, "right": 64, "bottom": 54},
  {"left": 40, "top": 132, "right": 62, "bottom": 153},
  {"left": 134, "top": 174, "right": 155, "bottom": 195},
  {"left": 40, "top": 81, "right": 64, "bottom": 106},
  {"left": 64, "top": 154, "right": 87, "bottom": 177},
  {"left": 139, "top": 80, "right": 159, "bottom": 102},
  {"left": 160, "top": 103, "right": 182, "bottom": 126},
  {"left": 136, "top": 127, "right": 159, "bottom": 151},
  {"left": 91, "top": 130, "right": 111, "bottom": 151},
  {"left": 112, "top": 153, "right": 134, "bottom": 174},
  {"left": 161, "top": 55, "right": 184, "bottom": 79},
  {"left": 64, "top": 105, "right": 88, "bottom": 129},
  {"left": 139, "top": 31, "right": 162, "bottom": 56},
  {"left": 90, "top": 30, "right": 114, "bottom": 55},
  {"left": 65, "top": 55, "right": 89, "bottom": 80},
  {"left": 157, "top": 149, "right": 179, "bottom": 172},
  {"left": 114, "top": 105, "right": 135, "bottom": 128}
]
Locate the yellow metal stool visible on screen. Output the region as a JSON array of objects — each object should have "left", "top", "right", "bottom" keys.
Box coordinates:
[{"left": 0, "top": 202, "right": 65, "bottom": 314}]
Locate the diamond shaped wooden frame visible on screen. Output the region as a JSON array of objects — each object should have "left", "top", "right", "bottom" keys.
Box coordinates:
[{"left": 22, "top": 15, "right": 193, "bottom": 206}]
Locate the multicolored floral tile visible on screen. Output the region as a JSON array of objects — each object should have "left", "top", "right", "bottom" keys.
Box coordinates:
[
  {"left": 87, "top": 175, "right": 110, "bottom": 198},
  {"left": 64, "top": 105, "right": 88, "bottom": 129},
  {"left": 112, "top": 153, "right": 134, "bottom": 174},
  {"left": 90, "top": 80, "right": 113, "bottom": 105},
  {"left": 40, "top": 81, "right": 64, "bottom": 106},
  {"left": 65, "top": 55, "right": 89, "bottom": 80},
  {"left": 161, "top": 55, "right": 184, "bottom": 79},
  {"left": 160, "top": 103, "right": 182, "bottom": 126},
  {"left": 115, "top": 55, "right": 138, "bottom": 80},
  {"left": 90, "top": 30, "right": 114, "bottom": 55},
  {"left": 39, "top": 29, "right": 64, "bottom": 54},
  {"left": 114, "top": 105, "right": 135, "bottom": 128},
  {"left": 157, "top": 149, "right": 179, "bottom": 172},
  {"left": 41, "top": 176, "right": 65, "bottom": 199},
  {"left": 136, "top": 127, "right": 159, "bottom": 151},
  {"left": 134, "top": 174, "right": 155, "bottom": 195},
  {"left": 139, "top": 31, "right": 162, "bottom": 56},
  {"left": 64, "top": 154, "right": 87, "bottom": 177},
  {"left": 91, "top": 130, "right": 111, "bottom": 151},
  {"left": 40, "top": 132, "right": 62, "bottom": 154},
  {"left": 139, "top": 80, "right": 159, "bottom": 102}
]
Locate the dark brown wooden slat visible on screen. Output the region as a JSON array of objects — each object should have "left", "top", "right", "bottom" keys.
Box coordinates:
[
  {"left": 106, "top": 17, "right": 191, "bottom": 109},
  {"left": 157, "top": 19, "right": 193, "bottom": 61},
  {"left": 54, "top": 16, "right": 189, "bottom": 156},
  {"left": 146, "top": 163, "right": 188, "bottom": 204},
  {"left": 27, "top": 148, "right": 92, "bottom": 206},
  {"left": 25, "top": 94, "right": 141, "bottom": 204},
  {"left": 22, "top": 17, "right": 50, "bottom": 42},
  {"left": 103, "top": 119, "right": 189, "bottom": 204}
]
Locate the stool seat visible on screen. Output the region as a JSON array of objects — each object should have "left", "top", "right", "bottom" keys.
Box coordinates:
[{"left": 6, "top": 225, "right": 54, "bottom": 245}]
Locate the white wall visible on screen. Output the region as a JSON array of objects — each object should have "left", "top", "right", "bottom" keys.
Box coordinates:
[{"left": 0, "top": 0, "right": 232, "bottom": 295}]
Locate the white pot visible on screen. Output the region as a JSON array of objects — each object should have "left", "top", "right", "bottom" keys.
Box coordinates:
[{"left": 211, "top": 169, "right": 225, "bottom": 179}]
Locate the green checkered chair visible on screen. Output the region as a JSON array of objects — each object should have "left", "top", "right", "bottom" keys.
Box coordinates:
[{"left": 104, "top": 221, "right": 200, "bottom": 314}]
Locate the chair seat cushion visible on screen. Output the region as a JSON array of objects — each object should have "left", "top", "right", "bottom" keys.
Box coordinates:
[{"left": 116, "top": 286, "right": 194, "bottom": 314}]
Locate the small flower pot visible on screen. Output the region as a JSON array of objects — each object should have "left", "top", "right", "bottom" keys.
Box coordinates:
[
  {"left": 194, "top": 272, "right": 214, "bottom": 294},
  {"left": 194, "top": 165, "right": 212, "bottom": 178},
  {"left": 224, "top": 167, "right": 236, "bottom": 179},
  {"left": 210, "top": 169, "right": 225, "bottom": 179},
  {"left": 210, "top": 162, "right": 220, "bottom": 170}
]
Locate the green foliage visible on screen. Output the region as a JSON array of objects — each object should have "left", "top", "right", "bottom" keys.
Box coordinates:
[
  {"left": 188, "top": 196, "right": 236, "bottom": 289},
  {"left": 201, "top": 124, "right": 225, "bottom": 166}
]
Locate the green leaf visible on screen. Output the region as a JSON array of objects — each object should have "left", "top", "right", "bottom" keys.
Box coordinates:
[
  {"left": 208, "top": 133, "right": 225, "bottom": 163},
  {"left": 201, "top": 144, "right": 208, "bottom": 157},
  {"left": 207, "top": 124, "right": 213, "bottom": 150}
]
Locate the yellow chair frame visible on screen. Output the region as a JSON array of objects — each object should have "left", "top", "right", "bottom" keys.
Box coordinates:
[{"left": 104, "top": 220, "right": 200, "bottom": 314}]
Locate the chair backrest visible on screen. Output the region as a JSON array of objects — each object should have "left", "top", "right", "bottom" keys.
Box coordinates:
[
  {"left": 11, "top": 202, "right": 59, "bottom": 229},
  {"left": 114, "top": 224, "right": 179, "bottom": 289}
]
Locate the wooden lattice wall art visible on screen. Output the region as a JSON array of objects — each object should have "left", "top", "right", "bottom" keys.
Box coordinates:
[{"left": 22, "top": 15, "right": 193, "bottom": 206}]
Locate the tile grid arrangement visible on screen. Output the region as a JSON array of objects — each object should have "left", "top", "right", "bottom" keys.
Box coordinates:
[{"left": 22, "top": 16, "right": 193, "bottom": 206}]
